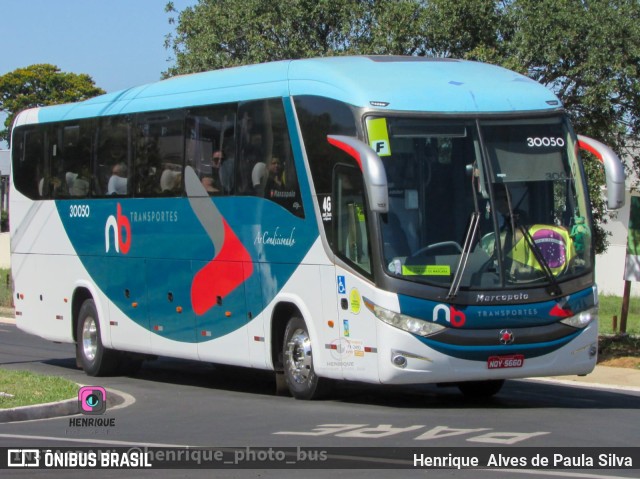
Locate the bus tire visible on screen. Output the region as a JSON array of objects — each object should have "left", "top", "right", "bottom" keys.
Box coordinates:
[
  {"left": 458, "top": 379, "right": 504, "bottom": 399},
  {"left": 283, "top": 316, "right": 330, "bottom": 400},
  {"left": 76, "top": 299, "right": 119, "bottom": 376}
]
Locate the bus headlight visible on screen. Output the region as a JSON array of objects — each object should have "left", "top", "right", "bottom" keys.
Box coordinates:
[
  {"left": 560, "top": 307, "right": 598, "bottom": 329},
  {"left": 364, "top": 298, "right": 445, "bottom": 337}
]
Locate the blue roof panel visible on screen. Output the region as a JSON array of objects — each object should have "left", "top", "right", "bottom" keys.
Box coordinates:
[
  {"left": 288, "top": 56, "right": 558, "bottom": 112},
  {"left": 33, "top": 56, "right": 560, "bottom": 125}
]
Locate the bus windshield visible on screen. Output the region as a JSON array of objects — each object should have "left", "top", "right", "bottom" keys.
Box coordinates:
[{"left": 374, "top": 116, "right": 592, "bottom": 292}]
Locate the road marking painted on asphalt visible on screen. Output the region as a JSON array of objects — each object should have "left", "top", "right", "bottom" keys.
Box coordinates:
[
  {"left": 274, "top": 424, "right": 550, "bottom": 443},
  {"left": 0, "top": 433, "right": 190, "bottom": 448},
  {"left": 485, "top": 467, "right": 638, "bottom": 479}
]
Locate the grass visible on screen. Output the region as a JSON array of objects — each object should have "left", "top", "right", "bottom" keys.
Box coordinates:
[
  {"left": 598, "top": 335, "right": 640, "bottom": 368},
  {"left": 0, "top": 368, "right": 78, "bottom": 409},
  {"left": 0, "top": 268, "right": 12, "bottom": 310},
  {"left": 598, "top": 294, "right": 640, "bottom": 335}
]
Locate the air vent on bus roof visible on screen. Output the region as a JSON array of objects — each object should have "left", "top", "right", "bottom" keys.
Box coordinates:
[{"left": 365, "top": 55, "right": 460, "bottom": 63}]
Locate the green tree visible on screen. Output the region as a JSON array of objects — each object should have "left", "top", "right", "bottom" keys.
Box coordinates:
[
  {"left": 164, "top": 0, "right": 361, "bottom": 75},
  {"left": 164, "top": 0, "right": 503, "bottom": 72},
  {"left": 503, "top": 0, "right": 640, "bottom": 252},
  {"left": 0, "top": 64, "right": 105, "bottom": 145},
  {"left": 166, "top": 0, "right": 640, "bottom": 253}
]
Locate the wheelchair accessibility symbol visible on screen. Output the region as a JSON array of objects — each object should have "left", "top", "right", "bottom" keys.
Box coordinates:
[{"left": 337, "top": 276, "right": 346, "bottom": 295}]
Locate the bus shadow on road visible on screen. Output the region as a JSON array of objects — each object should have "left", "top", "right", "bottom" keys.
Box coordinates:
[
  {"left": 42, "top": 355, "right": 640, "bottom": 410},
  {"left": 331, "top": 379, "right": 640, "bottom": 410}
]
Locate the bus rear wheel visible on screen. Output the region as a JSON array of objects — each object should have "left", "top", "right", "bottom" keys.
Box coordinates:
[
  {"left": 283, "top": 316, "right": 330, "bottom": 400},
  {"left": 458, "top": 379, "right": 504, "bottom": 399},
  {"left": 76, "top": 299, "right": 119, "bottom": 376}
]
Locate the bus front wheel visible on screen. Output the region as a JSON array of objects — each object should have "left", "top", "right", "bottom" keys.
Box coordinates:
[
  {"left": 283, "top": 316, "right": 330, "bottom": 400},
  {"left": 76, "top": 299, "right": 119, "bottom": 376}
]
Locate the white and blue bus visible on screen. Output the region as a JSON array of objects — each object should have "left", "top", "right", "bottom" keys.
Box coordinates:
[{"left": 10, "top": 56, "right": 625, "bottom": 399}]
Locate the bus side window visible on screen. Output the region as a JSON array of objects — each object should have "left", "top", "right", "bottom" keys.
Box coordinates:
[
  {"left": 134, "top": 110, "right": 185, "bottom": 197},
  {"left": 12, "top": 128, "right": 45, "bottom": 200},
  {"left": 47, "top": 125, "right": 67, "bottom": 199},
  {"left": 97, "top": 117, "right": 131, "bottom": 197},
  {"left": 63, "top": 122, "right": 94, "bottom": 198},
  {"left": 186, "top": 104, "right": 236, "bottom": 196},
  {"left": 293, "top": 96, "right": 358, "bottom": 240},
  {"left": 334, "top": 165, "right": 372, "bottom": 275},
  {"left": 237, "top": 99, "right": 304, "bottom": 217}
]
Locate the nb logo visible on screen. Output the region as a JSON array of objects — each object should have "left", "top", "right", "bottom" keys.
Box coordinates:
[
  {"left": 432, "top": 304, "right": 466, "bottom": 328},
  {"left": 105, "top": 203, "right": 131, "bottom": 254}
]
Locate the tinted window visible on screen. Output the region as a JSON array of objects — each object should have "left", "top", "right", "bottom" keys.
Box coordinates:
[
  {"left": 12, "top": 127, "right": 45, "bottom": 199},
  {"left": 186, "top": 104, "right": 236, "bottom": 196},
  {"left": 294, "top": 96, "right": 358, "bottom": 240},
  {"left": 238, "top": 99, "right": 304, "bottom": 217},
  {"left": 97, "top": 116, "right": 131, "bottom": 197},
  {"left": 134, "top": 110, "right": 185, "bottom": 196},
  {"left": 334, "top": 165, "right": 372, "bottom": 276},
  {"left": 55, "top": 121, "right": 95, "bottom": 198}
]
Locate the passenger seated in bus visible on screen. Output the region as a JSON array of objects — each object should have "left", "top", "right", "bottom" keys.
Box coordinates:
[
  {"left": 251, "top": 161, "right": 267, "bottom": 195},
  {"left": 69, "top": 165, "right": 91, "bottom": 197},
  {"left": 210, "top": 150, "right": 223, "bottom": 192},
  {"left": 201, "top": 176, "right": 219, "bottom": 194},
  {"left": 108, "top": 162, "right": 128, "bottom": 195},
  {"left": 216, "top": 142, "right": 235, "bottom": 194},
  {"left": 264, "top": 157, "right": 284, "bottom": 198},
  {"left": 160, "top": 168, "right": 182, "bottom": 194},
  {"left": 494, "top": 185, "right": 528, "bottom": 230},
  {"left": 237, "top": 132, "right": 263, "bottom": 194},
  {"left": 38, "top": 176, "right": 63, "bottom": 197}
]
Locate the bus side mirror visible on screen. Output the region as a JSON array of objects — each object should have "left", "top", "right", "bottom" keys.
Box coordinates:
[
  {"left": 327, "top": 135, "right": 389, "bottom": 213},
  {"left": 577, "top": 135, "right": 625, "bottom": 210}
]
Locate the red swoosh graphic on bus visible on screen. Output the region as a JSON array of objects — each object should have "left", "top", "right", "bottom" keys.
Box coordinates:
[
  {"left": 191, "top": 218, "right": 253, "bottom": 316},
  {"left": 327, "top": 136, "right": 363, "bottom": 170},
  {"left": 549, "top": 303, "right": 573, "bottom": 318}
]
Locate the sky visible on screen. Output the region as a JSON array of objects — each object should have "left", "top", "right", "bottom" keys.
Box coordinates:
[
  {"left": 2, "top": 0, "right": 198, "bottom": 91},
  {"left": 1, "top": 0, "right": 198, "bottom": 146}
]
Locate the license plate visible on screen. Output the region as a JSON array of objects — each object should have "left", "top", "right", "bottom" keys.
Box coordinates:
[{"left": 487, "top": 354, "right": 525, "bottom": 369}]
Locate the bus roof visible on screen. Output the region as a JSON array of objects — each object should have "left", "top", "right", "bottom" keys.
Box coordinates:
[{"left": 20, "top": 56, "right": 562, "bottom": 126}]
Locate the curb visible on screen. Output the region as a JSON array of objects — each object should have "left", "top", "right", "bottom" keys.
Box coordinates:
[
  {"left": 525, "top": 376, "right": 640, "bottom": 393},
  {"left": 0, "top": 397, "right": 78, "bottom": 423},
  {"left": 0, "top": 387, "right": 132, "bottom": 423}
]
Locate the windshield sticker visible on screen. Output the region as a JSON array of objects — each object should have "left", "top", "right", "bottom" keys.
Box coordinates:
[
  {"left": 366, "top": 118, "right": 392, "bottom": 157},
  {"left": 350, "top": 288, "right": 362, "bottom": 314},
  {"left": 402, "top": 265, "right": 451, "bottom": 276}
]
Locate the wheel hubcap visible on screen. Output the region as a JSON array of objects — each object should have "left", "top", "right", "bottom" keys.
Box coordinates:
[
  {"left": 285, "top": 328, "right": 312, "bottom": 384},
  {"left": 82, "top": 317, "right": 98, "bottom": 362}
]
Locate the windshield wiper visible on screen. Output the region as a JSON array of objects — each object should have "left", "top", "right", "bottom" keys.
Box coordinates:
[
  {"left": 517, "top": 224, "right": 563, "bottom": 297},
  {"left": 447, "top": 212, "right": 480, "bottom": 299}
]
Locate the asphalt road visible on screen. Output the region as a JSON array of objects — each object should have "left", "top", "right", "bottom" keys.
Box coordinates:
[{"left": 1, "top": 321, "right": 639, "bottom": 479}]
